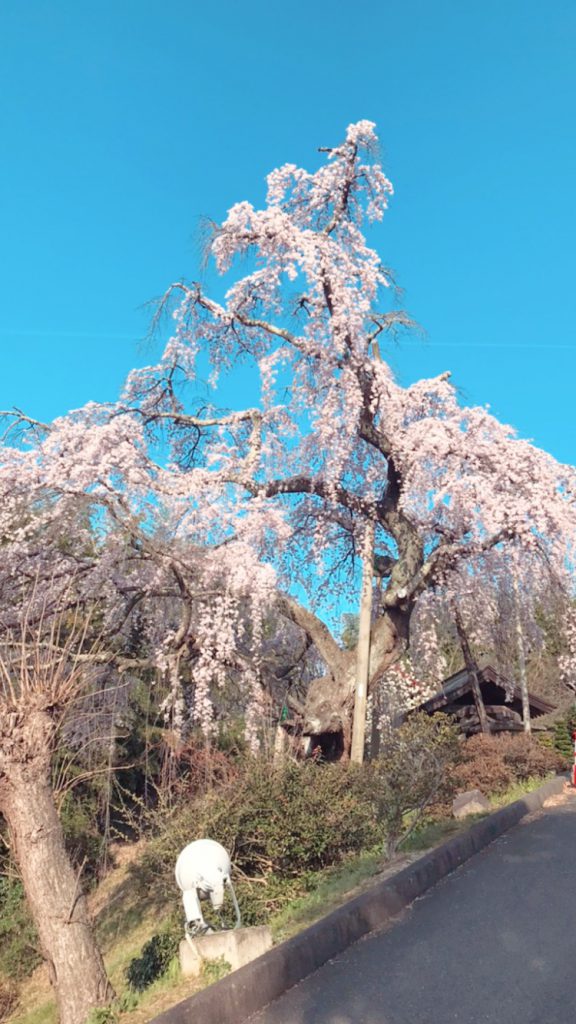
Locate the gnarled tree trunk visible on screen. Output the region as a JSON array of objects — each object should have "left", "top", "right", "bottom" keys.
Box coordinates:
[
  {"left": 278, "top": 450, "right": 421, "bottom": 760},
  {"left": 296, "top": 607, "right": 408, "bottom": 757},
  {"left": 0, "top": 711, "right": 114, "bottom": 1024}
]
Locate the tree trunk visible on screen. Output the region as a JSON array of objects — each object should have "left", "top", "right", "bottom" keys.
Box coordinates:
[
  {"left": 517, "top": 634, "right": 531, "bottom": 734},
  {"left": 369, "top": 678, "right": 383, "bottom": 759},
  {"left": 350, "top": 521, "right": 375, "bottom": 764},
  {"left": 512, "top": 571, "right": 532, "bottom": 734},
  {"left": 299, "top": 609, "right": 406, "bottom": 757},
  {"left": 273, "top": 723, "right": 289, "bottom": 762},
  {"left": 0, "top": 712, "right": 114, "bottom": 1024},
  {"left": 452, "top": 604, "right": 491, "bottom": 735},
  {"left": 279, "top": 573, "right": 410, "bottom": 759}
]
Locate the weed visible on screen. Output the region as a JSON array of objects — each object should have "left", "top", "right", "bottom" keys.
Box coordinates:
[{"left": 200, "top": 957, "right": 231, "bottom": 985}]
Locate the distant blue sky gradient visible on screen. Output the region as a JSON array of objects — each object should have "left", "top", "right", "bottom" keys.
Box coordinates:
[{"left": 1, "top": 0, "right": 575, "bottom": 461}]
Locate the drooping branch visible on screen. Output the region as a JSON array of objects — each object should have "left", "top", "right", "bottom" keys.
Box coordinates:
[
  {"left": 0, "top": 408, "right": 52, "bottom": 444},
  {"left": 409, "top": 527, "right": 516, "bottom": 604}
]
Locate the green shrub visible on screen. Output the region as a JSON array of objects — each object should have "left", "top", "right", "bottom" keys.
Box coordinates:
[
  {"left": 85, "top": 1007, "right": 118, "bottom": 1024},
  {"left": 220, "top": 760, "right": 381, "bottom": 877},
  {"left": 85, "top": 992, "right": 138, "bottom": 1024},
  {"left": 134, "top": 757, "right": 385, "bottom": 924},
  {"left": 552, "top": 707, "right": 576, "bottom": 759},
  {"left": 0, "top": 878, "right": 40, "bottom": 981},
  {"left": 125, "top": 927, "right": 180, "bottom": 992},
  {"left": 200, "top": 956, "right": 231, "bottom": 984},
  {"left": 368, "top": 713, "right": 461, "bottom": 856},
  {"left": 133, "top": 725, "right": 464, "bottom": 921}
]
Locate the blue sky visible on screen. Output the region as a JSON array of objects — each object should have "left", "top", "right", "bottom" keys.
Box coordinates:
[{"left": 1, "top": 0, "right": 575, "bottom": 463}]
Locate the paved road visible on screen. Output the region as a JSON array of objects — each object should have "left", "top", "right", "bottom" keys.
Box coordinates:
[{"left": 248, "top": 798, "right": 576, "bottom": 1024}]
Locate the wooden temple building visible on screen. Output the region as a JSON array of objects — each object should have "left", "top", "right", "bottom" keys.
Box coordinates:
[{"left": 418, "top": 664, "right": 555, "bottom": 736}]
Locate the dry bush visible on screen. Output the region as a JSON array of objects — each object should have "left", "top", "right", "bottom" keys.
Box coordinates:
[
  {"left": 171, "top": 740, "right": 242, "bottom": 798},
  {"left": 0, "top": 979, "right": 18, "bottom": 1022},
  {"left": 497, "top": 732, "right": 566, "bottom": 779},
  {"left": 451, "top": 733, "right": 564, "bottom": 796}
]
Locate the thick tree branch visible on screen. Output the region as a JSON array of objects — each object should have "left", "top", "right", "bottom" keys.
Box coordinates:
[
  {"left": 234, "top": 473, "right": 375, "bottom": 518},
  {"left": 407, "top": 527, "right": 516, "bottom": 602},
  {"left": 122, "top": 406, "right": 261, "bottom": 430},
  {"left": 276, "top": 593, "right": 349, "bottom": 679}
]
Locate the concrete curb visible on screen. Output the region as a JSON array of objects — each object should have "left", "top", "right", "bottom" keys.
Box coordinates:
[{"left": 150, "top": 775, "right": 566, "bottom": 1024}]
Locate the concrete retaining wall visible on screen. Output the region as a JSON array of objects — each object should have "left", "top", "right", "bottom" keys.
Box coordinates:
[{"left": 150, "top": 774, "right": 566, "bottom": 1024}]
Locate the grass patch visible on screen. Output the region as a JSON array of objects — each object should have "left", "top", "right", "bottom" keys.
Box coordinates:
[
  {"left": 489, "top": 773, "right": 556, "bottom": 808},
  {"left": 270, "top": 849, "right": 385, "bottom": 942},
  {"left": 200, "top": 957, "right": 231, "bottom": 985},
  {"left": 401, "top": 817, "right": 463, "bottom": 852},
  {"left": 9, "top": 1001, "right": 57, "bottom": 1024}
]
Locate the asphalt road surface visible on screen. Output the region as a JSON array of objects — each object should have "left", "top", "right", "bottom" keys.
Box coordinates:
[{"left": 248, "top": 796, "right": 576, "bottom": 1024}]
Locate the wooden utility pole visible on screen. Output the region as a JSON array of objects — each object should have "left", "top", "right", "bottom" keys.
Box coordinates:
[
  {"left": 350, "top": 336, "right": 384, "bottom": 765},
  {"left": 350, "top": 520, "right": 375, "bottom": 764}
]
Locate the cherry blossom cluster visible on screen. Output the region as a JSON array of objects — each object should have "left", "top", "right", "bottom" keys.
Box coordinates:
[
  {"left": 2, "top": 121, "right": 576, "bottom": 741},
  {"left": 374, "top": 660, "right": 437, "bottom": 736}
]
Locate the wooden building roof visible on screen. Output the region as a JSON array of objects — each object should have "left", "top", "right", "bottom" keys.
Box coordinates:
[{"left": 418, "top": 664, "right": 555, "bottom": 734}]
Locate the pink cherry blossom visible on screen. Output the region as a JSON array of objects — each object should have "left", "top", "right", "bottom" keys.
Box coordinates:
[{"left": 2, "top": 122, "right": 575, "bottom": 747}]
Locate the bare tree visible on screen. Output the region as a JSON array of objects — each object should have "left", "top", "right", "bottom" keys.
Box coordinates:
[{"left": 0, "top": 601, "right": 114, "bottom": 1024}]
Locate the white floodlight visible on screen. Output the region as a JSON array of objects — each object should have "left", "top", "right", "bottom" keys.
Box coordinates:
[{"left": 175, "top": 838, "right": 241, "bottom": 936}]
